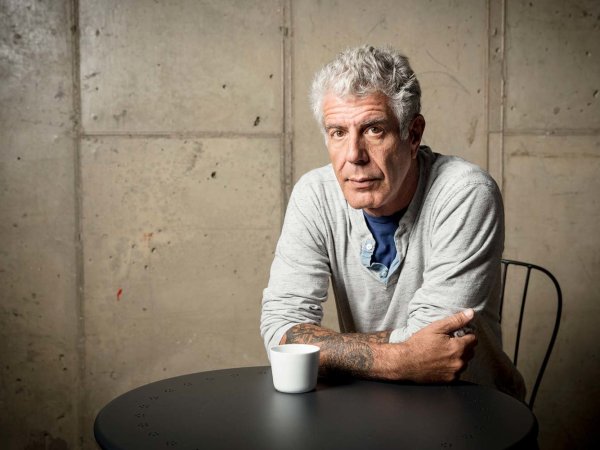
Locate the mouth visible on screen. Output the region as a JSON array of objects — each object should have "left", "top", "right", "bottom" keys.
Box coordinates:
[{"left": 346, "top": 177, "right": 380, "bottom": 188}]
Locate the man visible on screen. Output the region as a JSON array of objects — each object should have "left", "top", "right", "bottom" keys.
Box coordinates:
[{"left": 260, "top": 45, "right": 524, "bottom": 398}]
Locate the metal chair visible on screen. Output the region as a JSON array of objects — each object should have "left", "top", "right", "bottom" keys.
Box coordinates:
[{"left": 499, "top": 259, "right": 562, "bottom": 409}]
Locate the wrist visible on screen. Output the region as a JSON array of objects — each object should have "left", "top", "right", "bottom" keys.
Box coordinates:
[{"left": 369, "top": 342, "right": 411, "bottom": 381}]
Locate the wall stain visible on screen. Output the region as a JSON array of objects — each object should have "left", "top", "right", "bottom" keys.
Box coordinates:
[
  {"left": 112, "top": 109, "right": 127, "bottom": 123},
  {"left": 142, "top": 232, "right": 154, "bottom": 246},
  {"left": 84, "top": 71, "right": 100, "bottom": 80},
  {"left": 184, "top": 142, "right": 203, "bottom": 173},
  {"left": 467, "top": 117, "right": 478, "bottom": 147},
  {"left": 24, "top": 431, "right": 69, "bottom": 450},
  {"left": 54, "top": 84, "right": 64, "bottom": 99}
]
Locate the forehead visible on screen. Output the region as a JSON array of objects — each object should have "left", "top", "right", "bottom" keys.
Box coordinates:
[{"left": 322, "top": 92, "right": 395, "bottom": 126}]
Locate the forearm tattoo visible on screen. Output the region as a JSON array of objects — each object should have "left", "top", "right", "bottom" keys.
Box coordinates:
[{"left": 283, "top": 324, "right": 391, "bottom": 377}]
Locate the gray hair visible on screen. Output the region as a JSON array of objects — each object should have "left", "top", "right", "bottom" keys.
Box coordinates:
[{"left": 310, "top": 45, "right": 421, "bottom": 139}]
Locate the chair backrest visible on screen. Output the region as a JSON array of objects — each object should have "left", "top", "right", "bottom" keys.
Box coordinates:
[{"left": 499, "top": 259, "right": 562, "bottom": 409}]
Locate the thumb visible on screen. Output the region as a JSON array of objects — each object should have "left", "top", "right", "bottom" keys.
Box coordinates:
[{"left": 430, "top": 309, "right": 474, "bottom": 334}]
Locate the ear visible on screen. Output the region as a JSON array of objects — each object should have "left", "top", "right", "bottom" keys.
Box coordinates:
[{"left": 408, "top": 115, "right": 426, "bottom": 158}]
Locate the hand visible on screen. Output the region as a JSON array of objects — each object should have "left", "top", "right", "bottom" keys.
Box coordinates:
[{"left": 395, "top": 309, "right": 477, "bottom": 383}]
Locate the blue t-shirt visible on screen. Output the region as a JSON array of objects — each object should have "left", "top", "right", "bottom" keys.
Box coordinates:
[{"left": 363, "top": 209, "right": 406, "bottom": 268}]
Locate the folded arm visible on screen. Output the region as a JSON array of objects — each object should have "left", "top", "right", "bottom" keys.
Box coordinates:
[
  {"left": 391, "top": 178, "right": 504, "bottom": 342},
  {"left": 261, "top": 172, "right": 491, "bottom": 383},
  {"left": 281, "top": 310, "right": 477, "bottom": 383},
  {"left": 281, "top": 323, "right": 391, "bottom": 377}
]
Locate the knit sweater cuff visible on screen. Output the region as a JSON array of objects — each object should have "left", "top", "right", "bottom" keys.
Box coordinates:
[{"left": 389, "top": 328, "right": 409, "bottom": 343}]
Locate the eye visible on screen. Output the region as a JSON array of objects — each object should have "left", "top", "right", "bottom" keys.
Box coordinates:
[
  {"left": 329, "top": 129, "right": 346, "bottom": 139},
  {"left": 366, "top": 126, "right": 383, "bottom": 136}
]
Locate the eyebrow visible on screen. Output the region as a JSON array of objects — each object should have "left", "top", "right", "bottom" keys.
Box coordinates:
[
  {"left": 324, "top": 118, "right": 389, "bottom": 131},
  {"left": 359, "top": 118, "right": 388, "bottom": 129}
]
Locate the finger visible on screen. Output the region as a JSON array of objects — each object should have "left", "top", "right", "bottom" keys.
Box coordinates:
[
  {"left": 430, "top": 309, "right": 474, "bottom": 334},
  {"left": 455, "top": 335, "right": 477, "bottom": 377},
  {"left": 452, "top": 324, "right": 477, "bottom": 338},
  {"left": 460, "top": 334, "right": 478, "bottom": 355}
]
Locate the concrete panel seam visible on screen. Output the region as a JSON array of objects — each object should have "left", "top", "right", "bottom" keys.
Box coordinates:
[
  {"left": 487, "top": 0, "right": 506, "bottom": 192},
  {"left": 81, "top": 131, "right": 283, "bottom": 139},
  {"left": 68, "top": 0, "right": 85, "bottom": 448},
  {"left": 504, "top": 128, "right": 600, "bottom": 136},
  {"left": 282, "top": 0, "right": 294, "bottom": 224}
]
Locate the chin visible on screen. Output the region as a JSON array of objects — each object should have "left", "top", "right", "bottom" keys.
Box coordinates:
[{"left": 345, "top": 194, "right": 380, "bottom": 211}]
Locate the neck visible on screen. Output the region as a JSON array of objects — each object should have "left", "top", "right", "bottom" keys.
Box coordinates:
[{"left": 400, "top": 157, "right": 420, "bottom": 209}]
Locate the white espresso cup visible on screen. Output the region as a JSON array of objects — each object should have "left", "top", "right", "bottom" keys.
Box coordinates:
[{"left": 269, "top": 344, "right": 320, "bottom": 394}]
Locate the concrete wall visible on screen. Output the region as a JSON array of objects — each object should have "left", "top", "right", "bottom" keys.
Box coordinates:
[
  {"left": 0, "top": 0, "right": 597, "bottom": 448},
  {"left": 1, "top": 1, "right": 80, "bottom": 448}
]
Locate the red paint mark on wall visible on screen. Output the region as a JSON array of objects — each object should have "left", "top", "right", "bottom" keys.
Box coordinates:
[
  {"left": 143, "top": 232, "right": 154, "bottom": 247},
  {"left": 117, "top": 288, "right": 123, "bottom": 301}
]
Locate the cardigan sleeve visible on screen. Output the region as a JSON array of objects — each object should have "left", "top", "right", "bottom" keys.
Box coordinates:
[
  {"left": 260, "top": 179, "right": 332, "bottom": 351},
  {"left": 389, "top": 175, "right": 504, "bottom": 343}
]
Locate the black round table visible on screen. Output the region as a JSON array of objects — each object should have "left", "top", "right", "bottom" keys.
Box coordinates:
[{"left": 94, "top": 366, "right": 538, "bottom": 450}]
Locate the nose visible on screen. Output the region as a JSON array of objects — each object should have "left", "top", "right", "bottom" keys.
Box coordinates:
[{"left": 346, "top": 132, "right": 369, "bottom": 165}]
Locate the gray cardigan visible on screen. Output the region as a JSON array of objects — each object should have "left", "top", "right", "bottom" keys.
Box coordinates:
[{"left": 261, "top": 146, "right": 525, "bottom": 398}]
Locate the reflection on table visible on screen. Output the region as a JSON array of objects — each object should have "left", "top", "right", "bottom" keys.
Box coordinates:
[{"left": 94, "top": 366, "right": 538, "bottom": 450}]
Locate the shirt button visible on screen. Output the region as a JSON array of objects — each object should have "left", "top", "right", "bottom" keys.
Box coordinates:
[
  {"left": 365, "top": 243, "right": 374, "bottom": 250},
  {"left": 381, "top": 270, "right": 388, "bottom": 277}
]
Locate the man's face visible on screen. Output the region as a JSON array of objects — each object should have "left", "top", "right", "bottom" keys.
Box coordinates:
[{"left": 322, "top": 92, "right": 424, "bottom": 217}]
